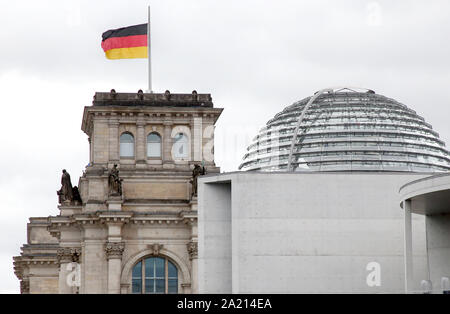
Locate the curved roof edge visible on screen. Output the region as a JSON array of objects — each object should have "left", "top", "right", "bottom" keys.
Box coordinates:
[{"left": 399, "top": 172, "right": 450, "bottom": 215}]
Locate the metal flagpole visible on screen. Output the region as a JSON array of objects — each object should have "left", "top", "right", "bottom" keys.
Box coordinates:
[{"left": 147, "top": 5, "right": 153, "bottom": 93}]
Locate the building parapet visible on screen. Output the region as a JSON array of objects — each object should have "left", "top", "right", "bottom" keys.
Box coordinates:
[{"left": 93, "top": 90, "right": 213, "bottom": 108}]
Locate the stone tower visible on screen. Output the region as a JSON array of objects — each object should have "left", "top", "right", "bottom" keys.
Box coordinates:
[{"left": 14, "top": 90, "right": 223, "bottom": 294}]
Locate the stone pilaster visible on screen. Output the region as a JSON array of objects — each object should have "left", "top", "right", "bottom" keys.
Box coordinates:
[
  {"left": 57, "top": 247, "right": 81, "bottom": 264},
  {"left": 163, "top": 120, "right": 174, "bottom": 166},
  {"left": 191, "top": 115, "right": 203, "bottom": 162},
  {"left": 187, "top": 241, "right": 198, "bottom": 293},
  {"left": 136, "top": 119, "right": 146, "bottom": 164},
  {"left": 187, "top": 241, "right": 198, "bottom": 260},
  {"left": 88, "top": 137, "right": 93, "bottom": 164},
  {"left": 105, "top": 242, "right": 125, "bottom": 294},
  {"left": 57, "top": 248, "right": 81, "bottom": 294},
  {"left": 101, "top": 214, "right": 130, "bottom": 294},
  {"left": 105, "top": 242, "right": 125, "bottom": 260},
  {"left": 108, "top": 118, "right": 120, "bottom": 164}
]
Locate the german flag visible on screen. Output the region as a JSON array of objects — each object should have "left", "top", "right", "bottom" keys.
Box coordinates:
[{"left": 101, "top": 24, "right": 148, "bottom": 60}]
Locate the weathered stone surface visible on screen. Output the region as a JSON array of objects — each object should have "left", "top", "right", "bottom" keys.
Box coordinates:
[{"left": 14, "top": 91, "right": 222, "bottom": 294}]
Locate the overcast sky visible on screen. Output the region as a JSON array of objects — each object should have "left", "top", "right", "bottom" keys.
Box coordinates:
[{"left": 1, "top": 0, "right": 450, "bottom": 293}]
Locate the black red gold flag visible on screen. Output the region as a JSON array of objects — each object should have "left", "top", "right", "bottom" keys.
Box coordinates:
[{"left": 101, "top": 24, "right": 148, "bottom": 60}]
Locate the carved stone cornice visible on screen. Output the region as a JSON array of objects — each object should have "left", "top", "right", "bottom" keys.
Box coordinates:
[
  {"left": 179, "top": 210, "right": 198, "bottom": 226},
  {"left": 20, "top": 279, "right": 30, "bottom": 294},
  {"left": 136, "top": 120, "right": 146, "bottom": 127},
  {"left": 57, "top": 248, "right": 81, "bottom": 264},
  {"left": 14, "top": 254, "right": 59, "bottom": 280},
  {"left": 105, "top": 242, "right": 125, "bottom": 260},
  {"left": 187, "top": 241, "right": 198, "bottom": 260},
  {"left": 48, "top": 216, "right": 75, "bottom": 226},
  {"left": 49, "top": 229, "right": 61, "bottom": 240},
  {"left": 47, "top": 217, "right": 78, "bottom": 238},
  {"left": 13, "top": 260, "right": 25, "bottom": 280},
  {"left": 131, "top": 218, "right": 180, "bottom": 225},
  {"left": 98, "top": 213, "right": 132, "bottom": 225}
]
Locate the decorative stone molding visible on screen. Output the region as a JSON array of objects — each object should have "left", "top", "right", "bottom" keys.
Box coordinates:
[
  {"left": 99, "top": 214, "right": 132, "bottom": 225},
  {"left": 180, "top": 211, "right": 198, "bottom": 226},
  {"left": 120, "top": 283, "right": 130, "bottom": 294},
  {"left": 131, "top": 218, "right": 180, "bottom": 225},
  {"left": 57, "top": 248, "right": 81, "bottom": 264},
  {"left": 183, "top": 217, "right": 197, "bottom": 226},
  {"left": 187, "top": 241, "right": 198, "bottom": 260},
  {"left": 13, "top": 257, "right": 26, "bottom": 279},
  {"left": 121, "top": 247, "right": 192, "bottom": 293},
  {"left": 20, "top": 279, "right": 30, "bottom": 294},
  {"left": 106, "top": 197, "right": 124, "bottom": 211},
  {"left": 48, "top": 229, "right": 61, "bottom": 240},
  {"left": 147, "top": 243, "right": 163, "bottom": 256},
  {"left": 105, "top": 242, "right": 125, "bottom": 260}
]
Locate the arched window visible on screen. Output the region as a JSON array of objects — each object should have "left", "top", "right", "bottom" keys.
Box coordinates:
[
  {"left": 147, "top": 132, "right": 161, "bottom": 158},
  {"left": 173, "top": 133, "right": 189, "bottom": 159},
  {"left": 132, "top": 257, "right": 178, "bottom": 294},
  {"left": 120, "top": 132, "right": 135, "bottom": 157}
]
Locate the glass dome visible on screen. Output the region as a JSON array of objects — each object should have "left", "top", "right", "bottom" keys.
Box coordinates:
[{"left": 239, "top": 88, "right": 450, "bottom": 172}]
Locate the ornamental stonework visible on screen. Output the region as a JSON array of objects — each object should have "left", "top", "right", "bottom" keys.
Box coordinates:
[
  {"left": 20, "top": 280, "right": 30, "bottom": 294},
  {"left": 187, "top": 241, "right": 198, "bottom": 260},
  {"left": 57, "top": 248, "right": 81, "bottom": 264},
  {"left": 105, "top": 242, "right": 125, "bottom": 260},
  {"left": 13, "top": 91, "right": 221, "bottom": 294},
  {"left": 148, "top": 243, "right": 163, "bottom": 256}
]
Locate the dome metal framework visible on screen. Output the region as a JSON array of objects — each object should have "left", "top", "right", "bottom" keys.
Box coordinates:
[{"left": 239, "top": 88, "right": 450, "bottom": 172}]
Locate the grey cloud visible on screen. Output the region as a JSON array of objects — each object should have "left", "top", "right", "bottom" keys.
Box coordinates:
[{"left": 1, "top": 0, "right": 450, "bottom": 293}]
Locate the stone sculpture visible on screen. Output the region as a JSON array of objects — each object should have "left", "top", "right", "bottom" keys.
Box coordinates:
[
  {"left": 108, "top": 164, "right": 123, "bottom": 197},
  {"left": 191, "top": 164, "right": 206, "bottom": 198},
  {"left": 57, "top": 169, "right": 73, "bottom": 203}
]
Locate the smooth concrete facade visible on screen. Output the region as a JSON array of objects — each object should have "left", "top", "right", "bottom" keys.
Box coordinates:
[
  {"left": 198, "top": 172, "right": 430, "bottom": 294},
  {"left": 426, "top": 215, "right": 450, "bottom": 291},
  {"left": 400, "top": 173, "right": 450, "bottom": 293}
]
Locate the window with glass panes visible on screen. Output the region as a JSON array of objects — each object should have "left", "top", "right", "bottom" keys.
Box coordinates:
[
  {"left": 131, "top": 257, "right": 178, "bottom": 294},
  {"left": 120, "top": 132, "right": 135, "bottom": 157},
  {"left": 147, "top": 133, "right": 162, "bottom": 158}
]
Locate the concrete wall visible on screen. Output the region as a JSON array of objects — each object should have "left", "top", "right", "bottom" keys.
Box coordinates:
[
  {"left": 426, "top": 214, "right": 450, "bottom": 290},
  {"left": 198, "top": 181, "right": 231, "bottom": 293},
  {"left": 198, "top": 172, "right": 429, "bottom": 294}
]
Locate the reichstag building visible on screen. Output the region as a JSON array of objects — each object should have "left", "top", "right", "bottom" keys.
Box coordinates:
[{"left": 14, "top": 87, "right": 450, "bottom": 294}]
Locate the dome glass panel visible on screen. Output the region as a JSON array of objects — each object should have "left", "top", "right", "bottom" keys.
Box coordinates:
[{"left": 239, "top": 88, "right": 450, "bottom": 172}]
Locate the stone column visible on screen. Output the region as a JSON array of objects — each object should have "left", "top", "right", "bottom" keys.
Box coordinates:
[
  {"left": 163, "top": 121, "right": 174, "bottom": 166},
  {"left": 108, "top": 118, "right": 120, "bottom": 164},
  {"left": 136, "top": 119, "right": 146, "bottom": 165},
  {"left": 105, "top": 242, "right": 125, "bottom": 294},
  {"left": 403, "top": 199, "right": 413, "bottom": 294},
  {"left": 93, "top": 119, "right": 109, "bottom": 165},
  {"left": 186, "top": 216, "right": 199, "bottom": 294},
  {"left": 57, "top": 248, "right": 81, "bottom": 294},
  {"left": 187, "top": 241, "right": 198, "bottom": 293},
  {"left": 101, "top": 215, "right": 130, "bottom": 294},
  {"left": 192, "top": 115, "right": 203, "bottom": 163},
  {"left": 88, "top": 137, "right": 93, "bottom": 164}
]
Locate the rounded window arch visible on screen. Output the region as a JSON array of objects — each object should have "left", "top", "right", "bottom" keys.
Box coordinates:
[
  {"left": 120, "top": 132, "right": 135, "bottom": 157},
  {"left": 131, "top": 256, "right": 178, "bottom": 294},
  {"left": 147, "top": 132, "right": 162, "bottom": 158},
  {"left": 173, "top": 133, "right": 189, "bottom": 159}
]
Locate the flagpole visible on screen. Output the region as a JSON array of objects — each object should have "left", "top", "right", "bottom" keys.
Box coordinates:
[{"left": 147, "top": 5, "right": 153, "bottom": 93}]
